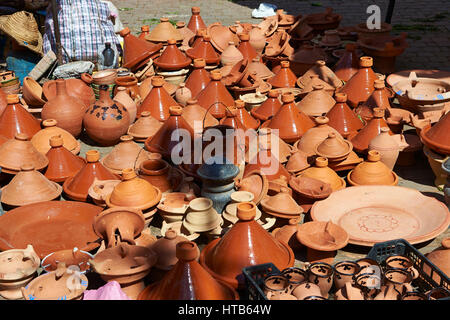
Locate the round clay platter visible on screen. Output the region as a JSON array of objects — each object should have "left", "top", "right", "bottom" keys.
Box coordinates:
[{"left": 310, "top": 186, "right": 450, "bottom": 246}]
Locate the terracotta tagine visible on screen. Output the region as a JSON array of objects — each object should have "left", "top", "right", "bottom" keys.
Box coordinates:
[
  {"left": 264, "top": 92, "right": 315, "bottom": 143},
  {"left": 285, "top": 148, "right": 310, "bottom": 174},
  {"left": 261, "top": 188, "right": 304, "bottom": 219},
  {"left": 41, "top": 79, "right": 86, "bottom": 137},
  {"left": 289, "top": 175, "right": 333, "bottom": 212},
  {"left": 181, "top": 99, "right": 219, "bottom": 134},
  {"left": 267, "top": 61, "right": 297, "bottom": 88},
  {"left": 138, "top": 25, "right": 150, "bottom": 40},
  {"left": 184, "top": 58, "right": 211, "bottom": 98},
  {"left": 0, "top": 245, "right": 40, "bottom": 300},
  {"left": 44, "top": 135, "right": 85, "bottom": 183},
  {"left": 235, "top": 170, "right": 269, "bottom": 205},
  {"left": 368, "top": 127, "right": 400, "bottom": 170},
  {"left": 272, "top": 218, "right": 303, "bottom": 251},
  {"left": 315, "top": 132, "right": 353, "bottom": 162},
  {"left": 63, "top": 150, "right": 120, "bottom": 202},
  {"left": 151, "top": 229, "right": 190, "bottom": 271},
  {"left": 90, "top": 243, "right": 157, "bottom": 299},
  {"left": 100, "top": 135, "right": 150, "bottom": 175},
  {"left": 298, "top": 60, "right": 342, "bottom": 90},
  {"left": 87, "top": 179, "right": 121, "bottom": 207},
  {"left": 196, "top": 71, "right": 234, "bottom": 119},
  {"left": 264, "top": 30, "right": 294, "bottom": 58},
  {"left": 84, "top": 85, "right": 130, "bottom": 146},
  {"left": 157, "top": 193, "right": 191, "bottom": 223},
  {"left": 349, "top": 107, "right": 392, "bottom": 154},
  {"left": 0, "top": 94, "right": 40, "bottom": 139},
  {"left": 333, "top": 43, "right": 359, "bottom": 82},
  {"left": 139, "top": 158, "right": 181, "bottom": 193},
  {"left": 31, "top": 119, "right": 80, "bottom": 155},
  {"left": 420, "top": 110, "right": 450, "bottom": 155},
  {"left": 146, "top": 17, "right": 182, "bottom": 44},
  {"left": 187, "top": 7, "right": 207, "bottom": 34},
  {"left": 326, "top": 92, "right": 364, "bottom": 139},
  {"left": 288, "top": 45, "right": 328, "bottom": 76},
  {"left": 144, "top": 106, "right": 194, "bottom": 159},
  {"left": 347, "top": 150, "right": 399, "bottom": 186},
  {"left": 138, "top": 76, "right": 178, "bottom": 121},
  {"left": 298, "top": 157, "right": 346, "bottom": 191},
  {"left": 186, "top": 35, "right": 221, "bottom": 66},
  {"left": 296, "top": 74, "right": 336, "bottom": 98},
  {"left": 120, "top": 27, "right": 162, "bottom": 71},
  {"left": 22, "top": 263, "right": 88, "bottom": 300},
  {"left": 233, "top": 99, "right": 260, "bottom": 130},
  {"left": 425, "top": 238, "right": 450, "bottom": 277},
  {"left": 250, "top": 90, "right": 282, "bottom": 121},
  {"left": 207, "top": 22, "right": 240, "bottom": 53},
  {"left": 42, "top": 78, "right": 95, "bottom": 110},
  {"left": 139, "top": 241, "right": 238, "bottom": 300},
  {"left": 155, "top": 39, "right": 192, "bottom": 71},
  {"left": 297, "top": 84, "right": 336, "bottom": 117},
  {"left": 105, "top": 168, "right": 162, "bottom": 211},
  {"left": 140, "top": 76, "right": 177, "bottom": 100},
  {"left": 0, "top": 133, "right": 48, "bottom": 174},
  {"left": 254, "top": 127, "right": 294, "bottom": 164},
  {"left": 176, "top": 21, "right": 195, "bottom": 51},
  {"left": 127, "top": 111, "right": 162, "bottom": 142},
  {"left": 297, "top": 221, "right": 349, "bottom": 264},
  {"left": 295, "top": 116, "right": 342, "bottom": 157},
  {"left": 236, "top": 33, "right": 259, "bottom": 63},
  {"left": 114, "top": 87, "right": 137, "bottom": 124},
  {"left": 338, "top": 56, "right": 378, "bottom": 108},
  {"left": 200, "top": 202, "right": 295, "bottom": 289},
  {"left": 247, "top": 58, "right": 275, "bottom": 81},
  {"left": 221, "top": 42, "right": 244, "bottom": 66}
]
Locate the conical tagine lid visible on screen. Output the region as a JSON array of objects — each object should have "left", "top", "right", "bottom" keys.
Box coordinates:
[
  {"left": 127, "top": 111, "right": 163, "bottom": 141},
  {"left": 0, "top": 94, "right": 41, "bottom": 139},
  {"left": 1, "top": 164, "right": 62, "bottom": 207},
  {"left": 260, "top": 187, "right": 304, "bottom": 216},
  {"left": 199, "top": 202, "right": 295, "bottom": 289},
  {"left": 138, "top": 76, "right": 178, "bottom": 121},
  {"left": 146, "top": 18, "right": 183, "bottom": 43},
  {"left": 139, "top": 241, "right": 239, "bottom": 300},
  {"left": 154, "top": 39, "right": 192, "bottom": 71},
  {"left": 296, "top": 84, "right": 336, "bottom": 117},
  {"left": 347, "top": 150, "right": 398, "bottom": 186},
  {"left": 326, "top": 93, "right": 364, "bottom": 138},
  {"left": 31, "top": 119, "right": 81, "bottom": 155},
  {"left": 420, "top": 109, "right": 450, "bottom": 155}
]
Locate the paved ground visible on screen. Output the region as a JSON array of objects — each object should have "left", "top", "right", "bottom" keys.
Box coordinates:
[{"left": 111, "top": 0, "right": 450, "bottom": 71}]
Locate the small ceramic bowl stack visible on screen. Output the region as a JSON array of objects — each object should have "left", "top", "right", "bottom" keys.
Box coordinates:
[{"left": 182, "top": 198, "right": 223, "bottom": 240}]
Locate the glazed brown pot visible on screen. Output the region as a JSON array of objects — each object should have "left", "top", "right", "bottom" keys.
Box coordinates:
[
  {"left": 184, "top": 58, "right": 211, "bottom": 98},
  {"left": 83, "top": 85, "right": 130, "bottom": 146},
  {"left": 187, "top": 7, "right": 207, "bottom": 34},
  {"left": 138, "top": 76, "right": 178, "bottom": 121},
  {"left": 41, "top": 79, "right": 86, "bottom": 137},
  {"left": 0, "top": 94, "right": 41, "bottom": 139}
]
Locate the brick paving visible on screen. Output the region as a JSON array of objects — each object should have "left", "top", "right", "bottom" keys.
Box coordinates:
[{"left": 111, "top": 0, "right": 450, "bottom": 71}]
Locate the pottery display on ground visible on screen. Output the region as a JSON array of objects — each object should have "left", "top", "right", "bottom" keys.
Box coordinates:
[
  {"left": 260, "top": 187, "right": 304, "bottom": 219},
  {"left": 120, "top": 27, "right": 162, "bottom": 71},
  {"left": 267, "top": 61, "right": 297, "bottom": 88},
  {"left": 151, "top": 229, "right": 190, "bottom": 271},
  {"left": 139, "top": 158, "right": 182, "bottom": 193},
  {"left": 138, "top": 76, "right": 178, "bottom": 121},
  {"left": 297, "top": 84, "right": 336, "bottom": 117},
  {"left": 31, "top": 119, "right": 81, "bottom": 155}
]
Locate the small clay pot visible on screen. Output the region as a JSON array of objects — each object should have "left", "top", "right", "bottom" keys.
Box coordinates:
[
  {"left": 157, "top": 192, "right": 191, "bottom": 223},
  {"left": 291, "top": 281, "right": 323, "bottom": 300},
  {"left": 384, "top": 268, "right": 414, "bottom": 295},
  {"left": 333, "top": 260, "right": 360, "bottom": 290},
  {"left": 183, "top": 198, "right": 221, "bottom": 233},
  {"left": 355, "top": 273, "right": 383, "bottom": 300},
  {"left": 307, "top": 262, "right": 334, "bottom": 298},
  {"left": 281, "top": 267, "right": 308, "bottom": 294},
  {"left": 139, "top": 159, "right": 176, "bottom": 193},
  {"left": 263, "top": 274, "right": 290, "bottom": 298},
  {"left": 151, "top": 229, "right": 190, "bottom": 270}
]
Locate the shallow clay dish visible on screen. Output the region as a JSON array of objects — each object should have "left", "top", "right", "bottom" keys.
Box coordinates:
[
  {"left": 0, "top": 201, "right": 103, "bottom": 259},
  {"left": 310, "top": 186, "right": 450, "bottom": 246}
]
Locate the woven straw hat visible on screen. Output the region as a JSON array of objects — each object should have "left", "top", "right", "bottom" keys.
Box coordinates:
[{"left": 0, "top": 11, "right": 43, "bottom": 55}]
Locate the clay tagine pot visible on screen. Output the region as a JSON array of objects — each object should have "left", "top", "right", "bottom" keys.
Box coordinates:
[
  {"left": 105, "top": 168, "right": 162, "bottom": 211},
  {"left": 288, "top": 45, "right": 327, "bottom": 76},
  {"left": 154, "top": 39, "right": 192, "bottom": 71},
  {"left": 267, "top": 61, "right": 297, "bottom": 88},
  {"left": 333, "top": 43, "right": 359, "bottom": 82},
  {"left": 181, "top": 99, "right": 219, "bottom": 134},
  {"left": 199, "top": 202, "right": 295, "bottom": 289},
  {"left": 151, "top": 229, "right": 190, "bottom": 270},
  {"left": 298, "top": 60, "right": 342, "bottom": 90},
  {"left": 368, "top": 127, "right": 400, "bottom": 170},
  {"left": 87, "top": 179, "right": 121, "bottom": 207},
  {"left": 63, "top": 150, "right": 120, "bottom": 202},
  {"left": 90, "top": 243, "right": 157, "bottom": 299},
  {"left": 0, "top": 133, "right": 49, "bottom": 174},
  {"left": 42, "top": 78, "right": 95, "bottom": 110},
  {"left": 235, "top": 170, "right": 269, "bottom": 205},
  {"left": 296, "top": 74, "right": 336, "bottom": 98},
  {"left": 157, "top": 193, "right": 191, "bottom": 223},
  {"left": 186, "top": 35, "right": 221, "bottom": 66},
  {"left": 146, "top": 18, "right": 182, "bottom": 44},
  {"left": 139, "top": 241, "right": 239, "bottom": 300},
  {"left": 187, "top": 7, "right": 207, "bottom": 34},
  {"left": 272, "top": 218, "right": 303, "bottom": 251},
  {"left": 196, "top": 71, "right": 234, "bottom": 119},
  {"left": 41, "top": 79, "right": 86, "bottom": 137},
  {"left": 420, "top": 110, "right": 450, "bottom": 155},
  {"left": 347, "top": 150, "right": 399, "bottom": 186},
  {"left": 297, "top": 157, "right": 346, "bottom": 191},
  {"left": 261, "top": 187, "right": 304, "bottom": 219},
  {"left": 22, "top": 263, "right": 88, "bottom": 300},
  {"left": 184, "top": 58, "right": 211, "bottom": 98},
  {"left": 120, "top": 27, "right": 162, "bottom": 71},
  {"left": 175, "top": 83, "right": 192, "bottom": 106},
  {"left": 250, "top": 90, "right": 282, "bottom": 121},
  {"left": 326, "top": 92, "right": 364, "bottom": 139},
  {"left": 355, "top": 79, "right": 392, "bottom": 123},
  {"left": 296, "top": 84, "right": 336, "bottom": 117},
  {"left": 315, "top": 132, "right": 353, "bottom": 162},
  {"left": 138, "top": 76, "right": 178, "bottom": 121},
  {"left": 31, "top": 119, "right": 81, "bottom": 155},
  {"left": 0, "top": 245, "right": 40, "bottom": 300},
  {"left": 127, "top": 111, "right": 163, "bottom": 142},
  {"left": 84, "top": 85, "right": 130, "bottom": 146},
  {"left": 101, "top": 135, "right": 151, "bottom": 175},
  {"left": 221, "top": 41, "right": 244, "bottom": 66},
  {"left": 0, "top": 94, "right": 41, "bottom": 139},
  {"left": 297, "top": 221, "right": 349, "bottom": 264}
]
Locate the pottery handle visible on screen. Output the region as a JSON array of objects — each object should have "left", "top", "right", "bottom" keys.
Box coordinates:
[
  {"left": 22, "top": 244, "right": 37, "bottom": 261},
  {"left": 81, "top": 73, "right": 93, "bottom": 85}
]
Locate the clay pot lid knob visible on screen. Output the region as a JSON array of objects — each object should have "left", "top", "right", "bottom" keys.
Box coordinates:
[
  {"left": 315, "top": 60, "right": 326, "bottom": 67},
  {"left": 236, "top": 202, "right": 257, "bottom": 221},
  {"left": 211, "top": 71, "right": 222, "bottom": 81},
  {"left": 359, "top": 56, "right": 373, "bottom": 67},
  {"left": 280, "top": 61, "right": 290, "bottom": 68},
  {"left": 122, "top": 168, "right": 137, "bottom": 180},
  {"left": 191, "top": 7, "right": 200, "bottom": 14},
  {"left": 335, "top": 93, "right": 347, "bottom": 103},
  {"left": 289, "top": 218, "right": 299, "bottom": 226},
  {"left": 281, "top": 92, "right": 295, "bottom": 103},
  {"left": 327, "top": 132, "right": 336, "bottom": 139},
  {"left": 268, "top": 90, "right": 279, "bottom": 98},
  {"left": 193, "top": 58, "right": 206, "bottom": 68},
  {"left": 164, "top": 229, "right": 178, "bottom": 240},
  {"left": 20, "top": 164, "right": 35, "bottom": 171},
  {"left": 239, "top": 33, "right": 250, "bottom": 41},
  {"left": 374, "top": 80, "right": 385, "bottom": 89},
  {"left": 86, "top": 150, "right": 100, "bottom": 163},
  {"left": 141, "top": 111, "right": 151, "bottom": 117},
  {"left": 119, "top": 27, "right": 131, "bottom": 37},
  {"left": 280, "top": 186, "right": 290, "bottom": 194},
  {"left": 373, "top": 108, "right": 385, "bottom": 118},
  {"left": 315, "top": 157, "right": 328, "bottom": 167},
  {"left": 315, "top": 116, "right": 329, "bottom": 125},
  {"left": 313, "top": 84, "right": 324, "bottom": 91},
  {"left": 380, "top": 127, "right": 390, "bottom": 134},
  {"left": 151, "top": 76, "right": 165, "bottom": 87},
  {"left": 169, "top": 106, "right": 183, "bottom": 116},
  {"left": 367, "top": 150, "right": 381, "bottom": 162},
  {"left": 235, "top": 100, "right": 245, "bottom": 109},
  {"left": 186, "top": 99, "right": 198, "bottom": 105},
  {"left": 176, "top": 241, "right": 198, "bottom": 261},
  {"left": 42, "top": 119, "right": 58, "bottom": 127},
  {"left": 15, "top": 133, "right": 29, "bottom": 141},
  {"left": 49, "top": 135, "right": 64, "bottom": 147},
  {"left": 141, "top": 25, "right": 150, "bottom": 32},
  {"left": 167, "top": 39, "right": 177, "bottom": 45},
  {"left": 6, "top": 94, "right": 19, "bottom": 104},
  {"left": 160, "top": 17, "right": 169, "bottom": 22},
  {"left": 120, "top": 135, "right": 134, "bottom": 142}
]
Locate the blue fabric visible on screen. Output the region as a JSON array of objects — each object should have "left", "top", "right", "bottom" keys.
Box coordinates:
[{"left": 6, "top": 50, "right": 40, "bottom": 84}]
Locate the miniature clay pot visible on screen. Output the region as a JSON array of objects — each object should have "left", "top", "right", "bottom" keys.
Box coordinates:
[
  {"left": 355, "top": 273, "right": 383, "bottom": 300},
  {"left": 84, "top": 85, "right": 130, "bottom": 146},
  {"left": 368, "top": 127, "right": 400, "bottom": 170},
  {"left": 297, "top": 157, "right": 346, "bottom": 191},
  {"left": 307, "top": 262, "right": 334, "bottom": 297},
  {"left": 263, "top": 274, "right": 290, "bottom": 297},
  {"left": 347, "top": 150, "right": 399, "bottom": 186},
  {"left": 0, "top": 94, "right": 41, "bottom": 139},
  {"left": 261, "top": 188, "right": 304, "bottom": 218},
  {"left": 384, "top": 268, "right": 413, "bottom": 294},
  {"left": 291, "top": 281, "right": 323, "bottom": 300},
  {"left": 175, "top": 83, "right": 192, "bottom": 106},
  {"left": 105, "top": 168, "right": 162, "bottom": 211},
  {"left": 333, "top": 261, "right": 360, "bottom": 290},
  {"left": 151, "top": 229, "right": 190, "bottom": 270},
  {"left": 281, "top": 267, "right": 308, "bottom": 293},
  {"left": 183, "top": 198, "right": 222, "bottom": 233},
  {"left": 41, "top": 79, "right": 86, "bottom": 137},
  {"left": 22, "top": 263, "right": 88, "bottom": 300},
  {"left": 0, "top": 245, "right": 40, "bottom": 300},
  {"left": 31, "top": 119, "right": 81, "bottom": 155},
  {"left": 385, "top": 255, "right": 419, "bottom": 280},
  {"left": 139, "top": 158, "right": 182, "bottom": 193},
  {"left": 335, "top": 282, "right": 365, "bottom": 300}
]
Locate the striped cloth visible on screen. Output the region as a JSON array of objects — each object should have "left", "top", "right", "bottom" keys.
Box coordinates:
[{"left": 43, "top": 0, "right": 120, "bottom": 64}]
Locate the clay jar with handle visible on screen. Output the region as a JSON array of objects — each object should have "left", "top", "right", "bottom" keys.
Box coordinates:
[
  {"left": 114, "top": 87, "right": 137, "bottom": 124},
  {"left": 368, "top": 127, "right": 400, "bottom": 170},
  {"left": 0, "top": 245, "right": 40, "bottom": 300},
  {"left": 44, "top": 135, "right": 86, "bottom": 183},
  {"left": 83, "top": 85, "right": 130, "bottom": 146},
  {"left": 0, "top": 94, "right": 41, "bottom": 139},
  {"left": 347, "top": 150, "right": 399, "bottom": 186},
  {"left": 41, "top": 79, "right": 86, "bottom": 137}
]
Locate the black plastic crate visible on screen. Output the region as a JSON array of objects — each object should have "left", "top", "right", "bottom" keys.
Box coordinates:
[
  {"left": 242, "top": 263, "right": 281, "bottom": 300},
  {"left": 367, "top": 238, "right": 450, "bottom": 299}
]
